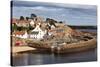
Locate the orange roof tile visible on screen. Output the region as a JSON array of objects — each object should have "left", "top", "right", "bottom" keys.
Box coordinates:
[{"left": 13, "top": 31, "right": 25, "bottom": 35}]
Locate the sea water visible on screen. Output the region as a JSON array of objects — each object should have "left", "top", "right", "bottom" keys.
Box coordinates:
[{"left": 12, "top": 48, "right": 97, "bottom": 66}]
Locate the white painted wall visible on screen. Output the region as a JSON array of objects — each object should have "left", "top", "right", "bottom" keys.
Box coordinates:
[
  {"left": 30, "top": 25, "right": 46, "bottom": 39},
  {"left": 30, "top": 20, "right": 35, "bottom": 26},
  {"left": 13, "top": 31, "right": 28, "bottom": 39}
]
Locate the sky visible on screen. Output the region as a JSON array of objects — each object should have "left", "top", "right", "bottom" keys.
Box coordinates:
[{"left": 11, "top": 1, "right": 97, "bottom": 26}]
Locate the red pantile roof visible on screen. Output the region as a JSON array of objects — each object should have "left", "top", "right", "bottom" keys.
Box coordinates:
[
  {"left": 11, "top": 18, "right": 18, "bottom": 24},
  {"left": 13, "top": 31, "right": 25, "bottom": 35}
]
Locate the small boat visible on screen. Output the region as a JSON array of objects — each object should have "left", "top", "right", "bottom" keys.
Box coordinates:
[{"left": 26, "top": 37, "right": 97, "bottom": 53}]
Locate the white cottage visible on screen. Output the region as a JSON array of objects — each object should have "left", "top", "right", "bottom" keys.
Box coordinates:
[
  {"left": 12, "top": 31, "right": 28, "bottom": 39},
  {"left": 30, "top": 23, "right": 47, "bottom": 39},
  {"left": 21, "top": 31, "right": 28, "bottom": 39},
  {"left": 30, "top": 20, "right": 34, "bottom": 25}
]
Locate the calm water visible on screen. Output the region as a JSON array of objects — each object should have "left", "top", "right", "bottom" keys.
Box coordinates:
[
  {"left": 12, "top": 48, "right": 97, "bottom": 66},
  {"left": 77, "top": 29, "right": 97, "bottom": 33},
  {"left": 11, "top": 29, "right": 97, "bottom": 66}
]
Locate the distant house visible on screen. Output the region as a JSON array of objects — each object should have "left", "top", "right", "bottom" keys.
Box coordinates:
[
  {"left": 46, "top": 18, "right": 57, "bottom": 30},
  {"left": 29, "top": 16, "right": 44, "bottom": 26},
  {"left": 11, "top": 18, "right": 18, "bottom": 24},
  {"left": 15, "top": 20, "right": 29, "bottom": 27},
  {"left": 46, "top": 23, "right": 56, "bottom": 30},
  {"left": 51, "top": 25, "right": 56, "bottom": 29},
  {"left": 12, "top": 31, "right": 28, "bottom": 39},
  {"left": 30, "top": 19, "right": 36, "bottom": 27},
  {"left": 30, "top": 23, "right": 47, "bottom": 39}
]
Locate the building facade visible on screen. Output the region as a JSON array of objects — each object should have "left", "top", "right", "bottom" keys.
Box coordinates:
[{"left": 30, "top": 23, "right": 47, "bottom": 39}]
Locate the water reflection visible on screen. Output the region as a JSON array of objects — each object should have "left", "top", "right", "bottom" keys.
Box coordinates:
[{"left": 12, "top": 48, "right": 97, "bottom": 66}]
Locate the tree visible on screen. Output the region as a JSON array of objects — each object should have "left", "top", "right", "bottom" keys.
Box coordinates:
[
  {"left": 28, "top": 23, "right": 34, "bottom": 30},
  {"left": 12, "top": 23, "right": 17, "bottom": 32},
  {"left": 17, "top": 26, "right": 23, "bottom": 31},
  {"left": 46, "top": 18, "right": 50, "bottom": 22},
  {"left": 30, "top": 13, "right": 37, "bottom": 19},
  {"left": 46, "top": 18, "right": 56, "bottom": 27},
  {"left": 49, "top": 19, "right": 56, "bottom": 27},
  {"left": 26, "top": 17, "right": 29, "bottom": 21},
  {"left": 20, "top": 16, "right": 24, "bottom": 20},
  {"left": 59, "top": 21, "right": 63, "bottom": 23}
]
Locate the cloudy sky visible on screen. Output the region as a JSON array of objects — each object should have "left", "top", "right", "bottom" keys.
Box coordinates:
[{"left": 11, "top": 1, "right": 97, "bottom": 26}]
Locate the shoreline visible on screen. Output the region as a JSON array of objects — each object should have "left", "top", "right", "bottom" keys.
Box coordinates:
[{"left": 11, "top": 46, "right": 36, "bottom": 54}]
